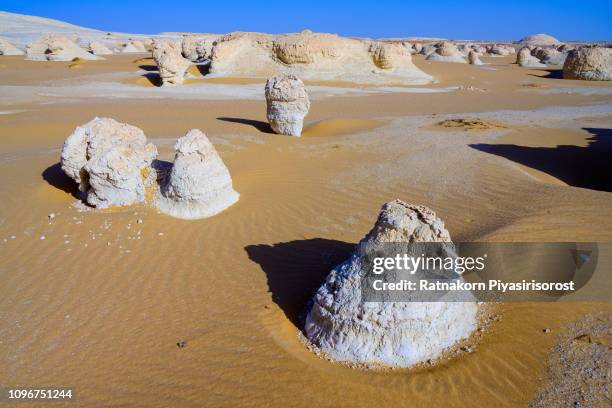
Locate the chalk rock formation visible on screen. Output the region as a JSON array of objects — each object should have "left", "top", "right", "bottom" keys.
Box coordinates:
[
  {"left": 152, "top": 39, "right": 191, "bottom": 86},
  {"left": 121, "top": 40, "right": 147, "bottom": 53},
  {"left": 61, "top": 117, "right": 157, "bottom": 208},
  {"left": 181, "top": 35, "right": 217, "bottom": 62},
  {"left": 209, "top": 31, "right": 432, "bottom": 84},
  {"left": 520, "top": 34, "right": 561, "bottom": 46},
  {"left": 0, "top": 37, "right": 23, "bottom": 55},
  {"left": 517, "top": 47, "right": 546, "bottom": 68},
  {"left": 426, "top": 42, "right": 467, "bottom": 63},
  {"left": 88, "top": 41, "right": 113, "bottom": 56},
  {"left": 468, "top": 50, "right": 483, "bottom": 65},
  {"left": 265, "top": 74, "right": 310, "bottom": 136},
  {"left": 419, "top": 43, "right": 437, "bottom": 56},
  {"left": 26, "top": 33, "right": 99, "bottom": 61},
  {"left": 155, "top": 129, "right": 239, "bottom": 219},
  {"left": 533, "top": 47, "right": 566, "bottom": 65},
  {"left": 305, "top": 199, "right": 478, "bottom": 367},
  {"left": 563, "top": 47, "right": 612, "bottom": 81}
]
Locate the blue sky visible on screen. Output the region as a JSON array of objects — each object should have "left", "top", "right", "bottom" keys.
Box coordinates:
[{"left": 2, "top": 0, "right": 611, "bottom": 40}]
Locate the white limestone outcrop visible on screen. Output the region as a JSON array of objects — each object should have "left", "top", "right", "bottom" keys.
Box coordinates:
[
  {"left": 26, "top": 33, "right": 99, "bottom": 61},
  {"left": 0, "top": 36, "right": 23, "bottom": 55},
  {"left": 152, "top": 39, "right": 191, "bottom": 86},
  {"left": 563, "top": 47, "right": 612, "bottom": 81},
  {"left": 426, "top": 42, "right": 467, "bottom": 63},
  {"left": 265, "top": 74, "right": 310, "bottom": 136},
  {"left": 517, "top": 47, "right": 546, "bottom": 68}
]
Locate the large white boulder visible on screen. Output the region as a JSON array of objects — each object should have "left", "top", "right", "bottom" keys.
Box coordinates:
[
  {"left": 517, "top": 47, "right": 546, "bottom": 68},
  {"left": 0, "top": 36, "right": 23, "bottom": 55},
  {"left": 426, "top": 42, "right": 467, "bottom": 63},
  {"left": 520, "top": 34, "right": 561, "bottom": 46},
  {"left": 181, "top": 35, "right": 217, "bottom": 62},
  {"left": 152, "top": 39, "right": 191, "bottom": 86},
  {"left": 60, "top": 117, "right": 157, "bottom": 208},
  {"left": 468, "top": 50, "right": 483, "bottom": 65},
  {"left": 305, "top": 199, "right": 478, "bottom": 367},
  {"left": 155, "top": 129, "right": 239, "bottom": 219},
  {"left": 563, "top": 47, "right": 612, "bottom": 81},
  {"left": 265, "top": 74, "right": 310, "bottom": 136},
  {"left": 26, "top": 33, "right": 99, "bottom": 61}
]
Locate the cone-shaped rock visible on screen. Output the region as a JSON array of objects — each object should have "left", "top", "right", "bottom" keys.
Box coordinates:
[
  {"left": 0, "top": 37, "right": 23, "bottom": 55},
  {"left": 265, "top": 74, "right": 310, "bottom": 136},
  {"left": 26, "top": 33, "right": 99, "bottom": 61}
]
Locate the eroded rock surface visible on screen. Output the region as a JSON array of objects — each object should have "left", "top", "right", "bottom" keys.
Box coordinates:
[
  {"left": 26, "top": 33, "right": 99, "bottom": 61},
  {"left": 88, "top": 40, "right": 113, "bottom": 55},
  {"left": 0, "top": 36, "right": 23, "bottom": 55},
  {"left": 426, "top": 42, "right": 467, "bottom": 63},
  {"left": 520, "top": 34, "right": 561, "bottom": 46},
  {"left": 468, "top": 50, "right": 483, "bottom": 65},
  {"left": 121, "top": 40, "right": 147, "bottom": 53},
  {"left": 517, "top": 47, "right": 546, "bottom": 68},
  {"left": 265, "top": 74, "right": 310, "bottom": 136},
  {"left": 152, "top": 39, "right": 191, "bottom": 86},
  {"left": 181, "top": 35, "right": 217, "bottom": 62},
  {"left": 563, "top": 47, "right": 612, "bottom": 81}
]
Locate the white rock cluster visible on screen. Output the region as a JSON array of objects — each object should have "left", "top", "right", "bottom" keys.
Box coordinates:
[
  {"left": 60, "top": 118, "right": 239, "bottom": 218},
  {"left": 520, "top": 34, "right": 561, "bottom": 46},
  {"left": 305, "top": 199, "right": 478, "bottom": 367},
  {"left": 265, "top": 74, "right": 310, "bottom": 136},
  {"left": 517, "top": 47, "right": 546, "bottom": 68},
  {"left": 563, "top": 47, "right": 612, "bottom": 81},
  {"left": 181, "top": 35, "right": 217, "bottom": 62},
  {"left": 60, "top": 117, "right": 157, "bottom": 208},
  {"left": 121, "top": 40, "right": 147, "bottom": 53},
  {"left": 468, "top": 50, "right": 483, "bottom": 65},
  {"left": 426, "top": 42, "right": 467, "bottom": 63},
  {"left": 26, "top": 33, "right": 99, "bottom": 61},
  {"left": 88, "top": 41, "right": 113, "bottom": 56},
  {"left": 0, "top": 37, "right": 23, "bottom": 55},
  {"left": 155, "top": 129, "right": 239, "bottom": 219},
  {"left": 152, "top": 39, "right": 191, "bottom": 86}
]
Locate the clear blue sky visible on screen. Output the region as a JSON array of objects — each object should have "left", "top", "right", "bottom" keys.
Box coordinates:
[{"left": 2, "top": 0, "right": 611, "bottom": 41}]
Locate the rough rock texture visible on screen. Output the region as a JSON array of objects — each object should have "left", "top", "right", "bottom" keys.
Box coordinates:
[
  {"left": 419, "top": 43, "right": 437, "bottom": 56},
  {"left": 156, "top": 129, "right": 239, "bottom": 219},
  {"left": 208, "top": 31, "right": 432, "bottom": 84},
  {"left": 563, "top": 47, "right": 612, "bottom": 81},
  {"left": 88, "top": 40, "right": 112, "bottom": 55},
  {"left": 181, "top": 35, "right": 217, "bottom": 62},
  {"left": 468, "top": 50, "right": 483, "bottom": 65},
  {"left": 60, "top": 117, "right": 157, "bottom": 208},
  {"left": 426, "top": 42, "right": 467, "bottom": 63},
  {"left": 305, "top": 199, "right": 478, "bottom": 367},
  {"left": 265, "top": 74, "right": 310, "bottom": 136},
  {"left": 152, "top": 39, "right": 191, "bottom": 86},
  {"left": 121, "top": 40, "right": 147, "bottom": 53},
  {"left": 0, "top": 36, "right": 23, "bottom": 55},
  {"left": 520, "top": 34, "right": 561, "bottom": 46},
  {"left": 26, "top": 33, "right": 99, "bottom": 61},
  {"left": 517, "top": 47, "right": 546, "bottom": 68},
  {"left": 487, "top": 45, "right": 514, "bottom": 56},
  {"left": 532, "top": 47, "right": 566, "bottom": 65}
]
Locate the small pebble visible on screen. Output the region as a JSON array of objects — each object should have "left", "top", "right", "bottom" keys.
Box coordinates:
[
  {"left": 176, "top": 341, "right": 187, "bottom": 348},
  {"left": 48, "top": 213, "right": 56, "bottom": 220},
  {"left": 543, "top": 328, "right": 551, "bottom": 333},
  {"left": 40, "top": 235, "right": 46, "bottom": 240},
  {"left": 137, "top": 219, "right": 143, "bottom": 224}
]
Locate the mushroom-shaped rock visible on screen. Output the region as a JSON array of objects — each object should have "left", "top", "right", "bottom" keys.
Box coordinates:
[
  {"left": 0, "top": 37, "right": 24, "bottom": 56},
  {"left": 121, "top": 40, "right": 147, "bottom": 53},
  {"left": 265, "top": 74, "right": 310, "bottom": 136},
  {"left": 26, "top": 33, "right": 99, "bottom": 61},
  {"left": 563, "top": 47, "right": 612, "bottom": 81},
  {"left": 426, "top": 42, "right": 467, "bottom": 63},
  {"left": 60, "top": 117, "right": 157, "bottom": 208},
  {"left": 155, "top": 129, "right": 239, "bottom": 219},
  {"left": 520, "top": 34, "right": 561, "bottom": 46},
  {"left": 89, "top": 41, "right": 113, "bottom": 56},
  {"left": 181, "top": 36, "right": 217, "bottom": 62},
  {"left": 305, "top": 199, "right": 478, "bottom": 367},
  {"left": 468, "top": 50, "right": 483, "bottom": 65},
  {"left": 152, "top": 40, "right": 191, "bottom": 86},
  {"left": 517, "top": 47, "right": 546, "bottom": 68}
]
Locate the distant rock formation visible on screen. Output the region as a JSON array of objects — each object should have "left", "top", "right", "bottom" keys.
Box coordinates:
[
  {"left": 26, "top": 33, "right": 99, "bottom": 61},
  {"left": 88, "top": 40, "right": 113, "bottom": 56},
  {"left": 208, "top": 31, "right": 432, "bottom": 84},
  {"left": 305, "top": 199, "right": 478, "bottom": 367},
  {"left": 265, "top": 74, "right": 310, "bottom": 136},
  {"left": 517, "top": 47, "right": 546, "bottom": 68},
  {"left": 152, "top": 39, "right": 191, "bottom": 86},
  {"left": 121, "top": 40, "right": 147, "bottom": 53},
  {"left": 0, "top": 36, "right": 23, "bottom": 55},
  {"left": 487, "top": 45, "right": 514, "bottom": 56},
  {"left": 532, "top": 47, "right": 566, "bottom": 65},
  {"left": 563, "top": 47, "right": 612, "bottom": 81},
  {"left": 468, "top": 50, "right": 483, "bottom": 65},
  {"left": 426, "top": 42, "right": 467, "bottom": 63},
  {"left": 419, "top": 43, "right": 437, "bottom": 56},
  {"left": 181, "top": 35, "right": 217, "bottom": 62},
  {"left": 61, "top": 117, "right": 157, "bottom": 208},
  {"left": 520, "top": 34, "right": 561, "bottom": 46},
  {"left": 155, "top": 129, "right": 239, "bottom": 219}
]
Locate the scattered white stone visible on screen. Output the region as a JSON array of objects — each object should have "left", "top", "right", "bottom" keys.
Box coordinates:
[
  {"left": 265, "top": 74, "right": 310, "bottom": 136},
  {"left": 40, "top": 235, "right": 46, "bottom": 240}
]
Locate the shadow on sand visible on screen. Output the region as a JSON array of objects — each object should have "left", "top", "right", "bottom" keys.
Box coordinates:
[
  {"left": 528, "top": 69, "right": 563, "bottom": 79},
  {"left": 140, "top": 72, "right": 162, "bottom": 87},
  {"left": 217, "top": 117, "right": 274, "bottom": 134},
  {"left": 42, "top": 162, "right": 82, "bottom": 199},
  {"left": 138, "top": 64, "right": 158, "bottom": 72},
  {"left": 245, "top": 238, "right": 354, "bottom": 328},
  {"left": 469, "top": 128, "right": 612, "bottom": 192}
]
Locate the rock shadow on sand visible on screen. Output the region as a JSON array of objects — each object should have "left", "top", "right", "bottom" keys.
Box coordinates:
[
  {"left": 245, "top": 239, "right": 354, "bottom": 328},
  {"left": 528, "top": 69, "right": 563, "bottom": 79},
  {"left": 470, "top": 128, "right": 612, "bottom": 192},
  {"left": 42, "top": 162, "right": 82, "bottom": 199},
  {"left": 217, "top": 117, "right": 274, "bottom": 134}
]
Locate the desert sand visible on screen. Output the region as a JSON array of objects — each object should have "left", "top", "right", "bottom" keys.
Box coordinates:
[{"left": 0, "top": 12, "right": 611, "bottom": 408}]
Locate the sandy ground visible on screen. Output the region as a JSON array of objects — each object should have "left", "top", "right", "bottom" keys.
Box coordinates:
[{"left": 0, "top": 53, "right": 611, "bottom": 407}]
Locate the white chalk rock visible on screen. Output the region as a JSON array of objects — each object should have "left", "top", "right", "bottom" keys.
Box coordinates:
[
  {"left": 60, "top": 117, "right": 157, "bottom": 208},
  {"left": 533, "top": 47, "right": 566, "bottom": 65},
  {"left": 265, "top": 74, "right": 310, "bottom": 136},
  {"left": 152, "top": 39, "right": 191, "bottom": 86},
  {"left": 26, "top": 33, "right": 99, "bottom": 61},
  {"left": 0, "top": 37, "right": 24, "bottom": 55},
  {"left": 517, "top": 47, "right": 546, "bottom": 67},
  {"left": 426, "top": 42, "right": 467, "bottom": 63},
  {"left": 181, "top": 36, "right": 217, "bottom": 62},
  {"left": 369, "top": 42, "right": 407, "bottom": 70},
  {"left": 156, "top": 129, "right": 239, "bottom": 219},
  {"left": 563, "top": 47, "right": 612, "bottom": 81},
  {"left": 520, "top": 34, "right": 561, "bottom": 46},
  {"left": 89, "top": 41, "right": 113, "bottom": 56},
  {"left": 121, "top": 40, "right": 147, "bottom": 53},
  {"left": 468, "top": 50, "right": 483, "bottom": 65},
  {"left": 305, "top": 199, "right": 478, "bottom": 368}
]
